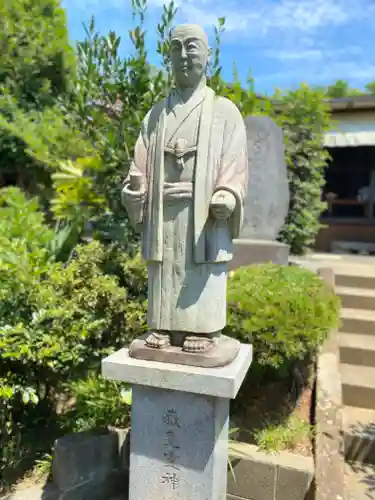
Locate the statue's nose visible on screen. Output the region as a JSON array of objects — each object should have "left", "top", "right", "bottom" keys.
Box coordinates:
[{"left": 181, "top": 45, "right": 187, "bottom": 58}]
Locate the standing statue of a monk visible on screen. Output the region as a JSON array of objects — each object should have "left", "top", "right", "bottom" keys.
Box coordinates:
[{"left": 121, "top": 24, "right": 248, "bottom": 368}]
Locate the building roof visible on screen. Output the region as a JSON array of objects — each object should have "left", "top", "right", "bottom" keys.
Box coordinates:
[
  {"left": 327, "top": 94, "right": 375, "bottom": 112},
  {"left": 267, "top": 94, "right": 375, "bottom": 113},
  {"left": 324, "top": 131, "right": 375, "bottom": 147}
]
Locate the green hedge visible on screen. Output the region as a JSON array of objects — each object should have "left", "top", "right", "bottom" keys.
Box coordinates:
[{"left": 225, "top": 264, "right": 340, "bottom": 376}]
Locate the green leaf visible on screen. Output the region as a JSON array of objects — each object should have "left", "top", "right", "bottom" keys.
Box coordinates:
[{"left": 120, "top": 388, "right": 132, "bottom": 406}]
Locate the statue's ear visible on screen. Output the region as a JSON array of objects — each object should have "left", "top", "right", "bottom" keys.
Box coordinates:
[{"left": 207, "top": 47, "right": 212, "bottom": 58}]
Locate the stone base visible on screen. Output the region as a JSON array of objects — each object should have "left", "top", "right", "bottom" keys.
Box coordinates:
[
  {"left": 102, "top": 345, "right": 252, "bottom": 500},
  {"left": 102, "top": 344, "right": 252, "bottom": 399},
  {"left": 130, "top": 385, "right": 229, "bottom": 500},
  {"left": 230, "top": 238, "right": 290, "bottom": 269},
  {"left": 128, "top": 333, "right": 240, "bottom": 368}
]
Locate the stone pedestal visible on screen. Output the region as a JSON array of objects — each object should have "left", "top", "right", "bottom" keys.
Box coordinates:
[
  {"left": 230, "top": 238, "right": 290, "bottom": 270},
  {"left": 102, "top": 345, "right": 252, "bottom": 500}
]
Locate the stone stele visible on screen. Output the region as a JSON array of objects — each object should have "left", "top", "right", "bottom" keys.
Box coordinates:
[
  {"left": 121, "top": 23, "right": 248, "bottom": 368},
  {"left": 240, "top": 115, "right": 289, "bottom": 241},
  {"left": 230, "top": 115, "right": 290, "bottom": 269}
]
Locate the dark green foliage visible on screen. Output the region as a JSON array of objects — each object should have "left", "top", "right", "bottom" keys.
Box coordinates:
[
  {"left": 0, "top": 0, "right": 75, "bottom": 188},
  {"left": 0, "top": 0, "right": 75, "bottom": 104},
  {"left": 225, "top": 264, "right": 340, "bottom": 376},
  {"left": 274, "top": 86, "right": 331, "bottom": 254},
  {"left": 62, "top": 375, "right": 132, "bottom": 432},
  {"left": 0, "top": 188, "right": 147, "bottom": 488},
  {"left": 0, "top": 2, "right": 177, "bottom": 250}
]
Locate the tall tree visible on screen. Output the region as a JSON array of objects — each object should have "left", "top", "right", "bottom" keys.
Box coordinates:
[
  {"left": 0, "top": 0, "right": 75, "bottom": 188},
  {"left": 0, "top": 0, "right": 75, "bottom": 106}
]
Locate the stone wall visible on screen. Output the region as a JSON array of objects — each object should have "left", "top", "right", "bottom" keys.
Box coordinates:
[{"left": 5, "top": 428, "right": 314, "bottom": 500}]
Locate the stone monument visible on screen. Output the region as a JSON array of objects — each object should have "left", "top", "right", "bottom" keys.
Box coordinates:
[
  {"left": 102, "top": 23, "right": 252, "bottom": 500},
  {"left": 230, "top": 115, "right": 290, "bottom": 269}
]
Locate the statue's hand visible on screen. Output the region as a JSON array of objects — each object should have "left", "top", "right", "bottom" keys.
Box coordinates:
[
  {"left": 121, "top": 182, "right": 146, "bottom": 229},
  {"left": 121, "top": 182, "right": 146, "bottom": 207},
  {"left": 210, "top": 190, "right": 236, "bottom": 221}
]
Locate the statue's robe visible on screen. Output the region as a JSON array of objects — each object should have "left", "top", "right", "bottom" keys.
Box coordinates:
[{"left": 123, "top": 86, "right": 248, "bottom": 333}]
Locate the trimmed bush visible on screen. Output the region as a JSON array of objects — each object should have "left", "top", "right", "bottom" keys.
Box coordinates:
[{"left": 225, "top": 264, "right": 340, "bottom": 376}]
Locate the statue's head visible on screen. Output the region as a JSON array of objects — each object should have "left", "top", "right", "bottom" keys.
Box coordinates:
[{"left": 169, "top": 24, "right": 210, "bottom": 89}]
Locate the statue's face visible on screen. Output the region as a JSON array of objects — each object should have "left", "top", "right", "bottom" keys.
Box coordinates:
[{"left": 170, "top": 25, "right": 209, "bottom": 89}]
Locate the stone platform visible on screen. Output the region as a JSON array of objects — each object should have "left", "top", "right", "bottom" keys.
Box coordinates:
[
  {"left": 230, "top": 239, "right": 290, "bottom": 269},
  {"left": 102, "top": 345, "right": 252, "bottom": 500}
]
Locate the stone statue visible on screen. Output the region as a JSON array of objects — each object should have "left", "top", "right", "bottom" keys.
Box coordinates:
[{"left": 121, "top": 24, "right": 248, "bottom": 367}]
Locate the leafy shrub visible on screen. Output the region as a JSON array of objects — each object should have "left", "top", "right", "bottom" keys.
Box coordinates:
[
  {"left": 0, "top": 188, "right": 147, "bottom": 489},
  {"left": 225, "top": 264, "right": 340, "bottom": 376},
  {"left": 0, "top": 2, "right": 176, "bottom": 248},
  {"left": 0, "top": 238, "right": 147, "bottom": 397},
  {"left": 0, "top": 377, "right": 40, "bottom": 490},
  {"left": 62, "top": 374, "right": 132, "bottom": 433}
]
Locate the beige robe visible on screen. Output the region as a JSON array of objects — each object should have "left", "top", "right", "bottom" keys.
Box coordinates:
[{"left": 123, "top": 86, "right": 248, "bottom": 333}]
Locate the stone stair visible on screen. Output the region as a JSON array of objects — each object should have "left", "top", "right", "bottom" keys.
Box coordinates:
[
  {"left": 334, "top": 264, "right": 375, "bottom": 498},
  {"left": 336, "top": 268, "right": 375, "bottom": 459},
  {"left": 287, "top": 254, "right": 375, "bottom": 497}
]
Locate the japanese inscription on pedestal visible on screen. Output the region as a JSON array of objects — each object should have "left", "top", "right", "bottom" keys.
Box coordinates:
[{"left": 161, "top": 408, "right": 181, "bottom": 490}]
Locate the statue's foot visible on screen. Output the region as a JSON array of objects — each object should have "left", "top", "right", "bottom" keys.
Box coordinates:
[
  {"left": 182, "top": 335, "right": 215, "bottom": 353},
  {"left": 145, "top": 331, "right": 170, "bottom": 349}
]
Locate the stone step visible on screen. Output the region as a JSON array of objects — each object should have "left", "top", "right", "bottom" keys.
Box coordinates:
[
  {"left": 329, "top": 262, "right": 375, "bottom": 289},
  {"left": 332, "top": 240, "right": 375, "bottom": 255},
  {"left": 339, "top": 333, "right": 375, "bottom": 367},
  {"left": 344, "top": 406, "right": 375, "bottom": 463},
  {"left": 341, "top": 308, "right": 375, "bottom": 336},
  {"left": 341, "top": 364, "right": 375, "bottom": 410},
  {"left": 337, "top": 286, "right": 375, "bottom": 310},
  {"left": 290, "top": 256, "right": 375, "bottom": 289},
  {"left": 336, "top": 270, "right": 375, "bottom": 290}
]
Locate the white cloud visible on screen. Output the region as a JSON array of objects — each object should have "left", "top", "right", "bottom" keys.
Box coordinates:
[
  {"left": 179, "top": 3, "right": 258, "bottom": 32},
  {"left": 265, "top": 45, "right": 363, "bottom": 62},
  {"left": 64, "top": 0, "right": 375, "bottom": 36},
  {"left": 265, "top": 49, "right": 324, "bottom": 61},
  {"left": 150, "top": 0, "right": 375, "bottom": 35},
  {"left": 63, "top": 0, "right": 375, "bottom": 91},
  {"left": 266, "top": 0, "right": 349, "bottom": 32}
]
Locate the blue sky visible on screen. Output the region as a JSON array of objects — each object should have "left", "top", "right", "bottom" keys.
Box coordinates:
[{"left": 62, "top": 0, "right": 375, "bottom": 95}]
